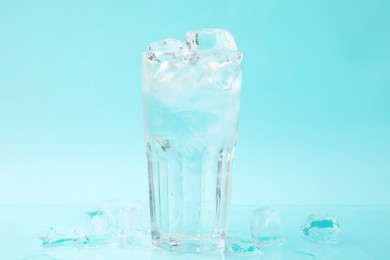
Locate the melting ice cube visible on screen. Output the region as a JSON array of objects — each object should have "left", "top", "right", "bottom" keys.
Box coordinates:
[
  {"left": 301, "top": 214, "right": 340, "bottom": 243},
  {"left": 91, "top": 199, "right": 149, "bottom": 232},
  {"left": 85, "top": 199, "right": 150, "bottom": 245},
  {"left": 85, "top": 210, "right": 117, "bottom": 245},
  {"left": 251, "top": 208, "right": 285, "bottom": 245},
  {"left": 225, "top": 237, "right": 264, "bottom": 256},
  {"left": 185, "top": 28, "right": 238, "bottom": 51},
  {"left": 37, "top": 199, "right": 150, "bottom": 248},
  {"left": 37, "top": 226, "right": 88, "bottom": 248}
]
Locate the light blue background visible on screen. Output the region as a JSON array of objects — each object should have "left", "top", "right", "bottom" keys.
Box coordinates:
[{"left": 1, "top": 0, "right": 389, "bottom": 206}]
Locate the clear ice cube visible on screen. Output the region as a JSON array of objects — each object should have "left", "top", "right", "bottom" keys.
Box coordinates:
[
  {"left": 147, "top": 38, "right": 187, "bottom": 63},
  {"left": 37, "top": 226, "right": 88, "bottom": 248},
  {"left": 85, "top": 210, "right": 117, "bottom": 245},
  {"left": 185, "top": 28, "right": 238, "bottom": 51},
  {"left": 205, "top": 52, "right": 242, "bottom": 90},
  {"left": 301, "top": 214, "right": 340, "bottom": 243},
  {"left": 251, "top": 208, "right": 285, "bottom": 245},
  {"left": 92, "top": 199, "right": 149, "bottom": 232},
  {"left": 148, "top": 38, "right": 187, "bottom": 52},
  {"left": 225, "top": 237, "right": 264, "bottom": 256},
  {"left": 85, "top": 199, "right": 149, "bottom": 245}
]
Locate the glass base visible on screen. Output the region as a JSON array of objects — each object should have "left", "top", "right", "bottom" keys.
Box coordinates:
[{"left": 151, "top": 232, "right": 225, "bottom": 253}]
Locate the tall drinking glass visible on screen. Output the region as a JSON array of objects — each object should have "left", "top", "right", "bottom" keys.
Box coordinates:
[{"left": 142, "top": 48, "right": 242, "bottom": 252}]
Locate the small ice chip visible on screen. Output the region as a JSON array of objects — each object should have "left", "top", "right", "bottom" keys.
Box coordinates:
[
  {"left": 37, "top": 226, "right": 88, "bottom": 248},
  {"left": 148, "top": 38, "right": 187, "bottom": 52},
  {"left": 251, "top": 208, "right": 285, "bottom": 245},
  {"left": 301, "top": 214, "right": 340, "bottom": 243},
  {"left": 186, "top": 28, "right": 238, "bottom": 51}
]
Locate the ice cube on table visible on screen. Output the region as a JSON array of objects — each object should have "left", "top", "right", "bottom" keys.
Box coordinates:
[
  {"left": 85, "top": 199, "right": 150, "bottom": 246},
  {"left": 91, "top": 199, "right": 149, "bottom": 232},
  {"left": 85, "top": 210, "right": 117, "bottom": 245},
  {"left": 185, "top": 28, "right": 238, "bottom": 51},
  {"left": 251, "top": 207, "right": 285, "bottom": 245},
  {"left": 224, "top": 237, "right": 264, "bottom": 256},
  {"left": 301, "top": 214, "right": 340, "bottom": 243},
  {"left": 37, "top": 226, "right": 88, "bottom": 248},
  {"left": 37, "top": 199, "right": 150, "bottom": 248}
]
